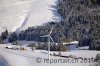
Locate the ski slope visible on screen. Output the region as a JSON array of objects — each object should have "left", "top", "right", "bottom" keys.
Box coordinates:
[
  {"left": 18, "top": 0, "right": 61, "bottom": 31},
  {"left": 0, "top": 0, "right": 61, "bottom": 33}
]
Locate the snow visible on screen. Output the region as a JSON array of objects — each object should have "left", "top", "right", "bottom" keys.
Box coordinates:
[
  {"left": 0, "top": 0, "right": 33, "bottom": 33},
  {"left": 70, "top": 41, "right": 79, "bottom": 44},
  {"left": 18, "top": 0, "right": 61, "bottom": 31},
  {"left": 0, "top": 0, "right": 61, "bottom": 33},
  {"left": 63, "top": 41, "right": 79, "bottom": 45},
  {"left": 0, "top": 44, "right": 100, "bottom": 66},
  {"left": 16, "top": 41, "right": 35, "bottom": 45},
  {"left": 77, "top": 46, "right": 89, "bottom": 50}
]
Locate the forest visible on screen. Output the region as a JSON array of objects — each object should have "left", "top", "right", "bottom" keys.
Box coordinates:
[{"left": 1, "top": 0, "right": 100, "bottom": 50}]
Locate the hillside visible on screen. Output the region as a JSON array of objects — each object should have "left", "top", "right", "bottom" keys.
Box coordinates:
[
  {"left": 17, "top": 0, "right": 61, "bottom": 31},
  {"left": 57, "top": 0, "right": 100, "bottom": 50},
  {"left": 1, "top": 0, "right": 100, "bottom": 50},
  {"left": 0, "top": 0, "right": 33, "bottom": 33},
  {"left": 0, "top": 0, "right": 61, "bottom": 33}
]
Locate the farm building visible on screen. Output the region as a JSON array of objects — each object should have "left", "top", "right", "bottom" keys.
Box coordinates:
[{"left": 63, "top": 41, "right": 79, "bottom": 50}]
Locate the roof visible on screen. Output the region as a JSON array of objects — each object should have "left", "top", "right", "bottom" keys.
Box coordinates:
[{"left": 63, "top": 41, "right": 79, "bottom": 45}]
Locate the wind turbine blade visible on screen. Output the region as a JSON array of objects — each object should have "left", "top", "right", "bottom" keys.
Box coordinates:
[
  {"left": 40, "top": 35, "right": 49, "bottom": 37},
  {"left": 50, "top": 36, "right": 54, "bottom": 43},
  {"left": 49, "top": 27, "right": 54, "bottom": 35}
]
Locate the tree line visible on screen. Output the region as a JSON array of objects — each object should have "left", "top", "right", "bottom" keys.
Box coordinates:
[{"left": 1, "top": 0, "right": 100, "bottom": 50}]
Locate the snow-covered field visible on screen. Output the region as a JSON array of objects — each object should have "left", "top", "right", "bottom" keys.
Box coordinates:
[
  {"left": 0, "top": 44, "right": 100, "bottom": 66},
  {"left": 18, "top": 0, "right": 61, "bottom": 31},
  {"left": 0, "top": 0, "right": 61, "bottom": 33},
  {"left": 0, "top": 0, "right": 33, "bottom": 33}
]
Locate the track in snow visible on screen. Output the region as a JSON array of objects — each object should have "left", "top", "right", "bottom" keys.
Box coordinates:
[{"left": 17, "top": 0, "right": 61, "bottom": 31}]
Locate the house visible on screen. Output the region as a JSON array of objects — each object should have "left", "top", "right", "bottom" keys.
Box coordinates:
[{"left": 64, "top": 41, "right": 79, "bottom": 50}]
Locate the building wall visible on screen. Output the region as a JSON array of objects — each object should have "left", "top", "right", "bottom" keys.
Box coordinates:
[{"left": 66, "top": 44, "right": 77, "bottom": 50}]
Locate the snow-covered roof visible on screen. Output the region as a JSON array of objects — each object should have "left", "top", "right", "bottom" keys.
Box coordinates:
[
  {"left": 77, "top": 46, "right": 89, "bottom": 50},
  {"left": 70, "top": 41, "right": 79, "bottom": 44},
  {"left": 63, "top": 41, "right": 79, "bottom": 45}
]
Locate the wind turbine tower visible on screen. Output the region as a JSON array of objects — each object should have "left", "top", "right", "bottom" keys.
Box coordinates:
[{"left": 40, "top": 26, "right": 54, "bottom": 59}]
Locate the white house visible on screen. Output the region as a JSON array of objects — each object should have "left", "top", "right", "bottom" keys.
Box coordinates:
[{"left": 63, "top": 41, "right": 79, "bottom": 50}]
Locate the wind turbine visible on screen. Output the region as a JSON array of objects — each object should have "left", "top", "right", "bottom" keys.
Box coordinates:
[{"left": 40, "top": 26, "right": 54, "bottom": 59}]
